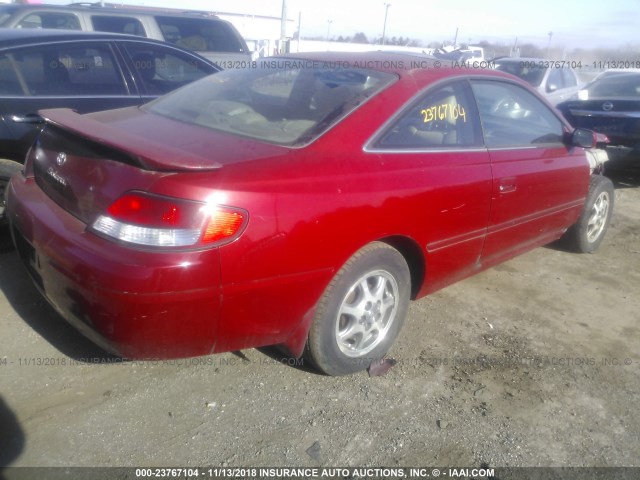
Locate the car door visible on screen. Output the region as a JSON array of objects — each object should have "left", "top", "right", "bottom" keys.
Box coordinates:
[
  {"left": 0, "top": 41, "right": 141, "bottom": 163},
  {"left": 368, "top": 80, "right": 493, "bottom": 294},
  {"left": 470, "top": 79, "right": 589, "bottom": 265}
]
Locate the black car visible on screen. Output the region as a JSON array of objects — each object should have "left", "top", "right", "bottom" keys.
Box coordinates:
[
  {"left": 0, "top": 29, "right": 218, "bottom": 224},
  {"left": 0, "top": 28, "right": 219, "bottom": 163},
  {"left": 557, "top": 72, "right": 640, "bottom": 167}
]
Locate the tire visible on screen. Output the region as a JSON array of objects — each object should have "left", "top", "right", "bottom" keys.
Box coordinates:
[
  {"left": 564, "top": 174, "right": 614, "bottom": 253},
  {"left": 305, "top": 242, "right": 411, "bottom": 376},
  {"left": 0, "top": 159, "right": 23, "bottom": 227}
]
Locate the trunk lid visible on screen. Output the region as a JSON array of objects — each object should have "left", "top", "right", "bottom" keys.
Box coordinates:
[
  {"left": 563, "top": 100, "right": 640, "bottom": 146},
  {"left": 39, "top": 108, "right": 225, "bottom": 172},
  {"left": 32, "top": 122, "right": 166, "bottom": 225},
  {"left": 31, "top": 108, "right": 290, "bottom": 224}
]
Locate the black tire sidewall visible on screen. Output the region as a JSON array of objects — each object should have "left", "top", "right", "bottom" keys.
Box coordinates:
[
  {"left": 306, "top": 243, "right": 411, "bottom": 376},
  {"left": 572, "top": 175, "right": 615, "bottom": 253}
]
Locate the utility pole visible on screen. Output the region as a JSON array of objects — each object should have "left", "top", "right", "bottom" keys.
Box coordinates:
[
  {"left": 381, "top": 3, "right": 391, "bottom": 45},
  {"left": 280, "top": 0, "right": 288, "bottom": 54},
  {"left": 297, "top": 11, "right": 301, "bottom": 53}
]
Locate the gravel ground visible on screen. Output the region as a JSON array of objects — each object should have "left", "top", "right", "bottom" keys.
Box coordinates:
[{"left": 0, "top": 171, "right": 639, "bottom": 472}]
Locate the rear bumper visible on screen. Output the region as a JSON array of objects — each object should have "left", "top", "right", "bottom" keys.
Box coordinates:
[{"left": 6, "top": 175, "right": 222, "bottom": 359}]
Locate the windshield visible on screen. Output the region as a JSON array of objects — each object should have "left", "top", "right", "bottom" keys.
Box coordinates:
[
  {"left": 146, "top": 62, "right": 397, "bottom": 146},
  {"left": 584, "top": 73, "right": 640, "bottom": 98},
  {"left": 495, "top": 61, "right": 546, "bottom": 87}
]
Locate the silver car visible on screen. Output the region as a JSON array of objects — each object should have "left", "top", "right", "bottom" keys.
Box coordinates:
[{"left": 494, "top": 57, "right": 582, "bottom": 105}]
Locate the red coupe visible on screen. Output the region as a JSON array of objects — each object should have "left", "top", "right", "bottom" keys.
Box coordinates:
[{"left": 5, "top": 52, "right": 614, "bottom": 375}]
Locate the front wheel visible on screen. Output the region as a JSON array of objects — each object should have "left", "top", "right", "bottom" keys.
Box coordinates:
[
  {"left": 305, "top": 242, "right": 411, "bottom": 376},
  {"left": 564, "top": 174, "right": 615, "bottom": 253}
]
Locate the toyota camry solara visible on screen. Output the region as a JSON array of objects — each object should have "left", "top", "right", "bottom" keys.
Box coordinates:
[{"left": 6, "top": 52, "right": 614, "bottom": 375}]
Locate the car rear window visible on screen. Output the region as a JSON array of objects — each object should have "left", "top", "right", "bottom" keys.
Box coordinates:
[
  {"left": 494, "top": 61, "right": 545, "bottom": 88},
  {"left": 146, "top": 62, "right": 396, "bottom": 146},
  {"left": 156, "top": 16, "right": 246, "bottom": 53},
  {"left": 585, "top": 74, "right": 640, "bottom": 98}
]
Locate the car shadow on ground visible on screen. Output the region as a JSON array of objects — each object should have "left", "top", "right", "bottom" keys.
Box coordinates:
[
  {"left": 0, "top": 396, "right": 25, "bottom": 469},
  {"left": 0, "top": 241, "right": 121, "bottom": 363},
  {"left": 0, "top": 226, "right": 13, "bottom": 254},
  {"left": 606, "top": 167, "right": 640, "bottom": 189},
  {"left": 256, "top": 346, "right": 320, "bottom": 374}
]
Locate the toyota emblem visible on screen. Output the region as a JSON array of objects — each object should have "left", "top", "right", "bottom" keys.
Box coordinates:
[
  {"left": 56, "top": 152, "right": 67, "bottom": 166},
  {"left": 602, "top": 102, "right": 614, "bottom": 111}
]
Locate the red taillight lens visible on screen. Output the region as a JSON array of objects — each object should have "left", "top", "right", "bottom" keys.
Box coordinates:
[
  {"left": 107, "top": 193, "right": 189, "bottom": 228},
  {"left": 91, "top": 191, "right": 247, "bottom": 249}
]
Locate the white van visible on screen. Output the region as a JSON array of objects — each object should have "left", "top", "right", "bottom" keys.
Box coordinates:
[{"left": 0, "top": 3, "right": 252, "bottom": 67}]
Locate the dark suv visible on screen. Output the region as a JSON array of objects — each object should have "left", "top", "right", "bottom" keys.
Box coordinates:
[
  {"left": 0, "top": 3, "right": 252, "bottom": 65},
  {"left": 0, "top": 28, "right": 219, "bottom": 225}
]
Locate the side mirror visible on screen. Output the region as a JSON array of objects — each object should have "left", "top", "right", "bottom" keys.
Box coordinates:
[
  {"left": 571, "top": 128, "right": 596, "bottom": 148},
  {"left": 546, "top": 83, "right": 559, "bottom": 93}
]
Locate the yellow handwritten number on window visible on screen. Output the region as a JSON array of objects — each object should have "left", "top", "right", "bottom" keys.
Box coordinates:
[{"left": 421, "top": 104, "right": 466, "bottom": 123}]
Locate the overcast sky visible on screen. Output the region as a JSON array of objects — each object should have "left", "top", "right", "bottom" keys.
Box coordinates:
[{"left": 43, "top": 0, "right": 640, "bottom": 49}]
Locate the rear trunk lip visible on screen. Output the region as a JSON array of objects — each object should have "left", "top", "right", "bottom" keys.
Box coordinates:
[
  {"left": 39, "top": 108, "right": 224, "bottom": 172},
  {"left": 568, "top": 109, "right": 640, "bottom": 118}
]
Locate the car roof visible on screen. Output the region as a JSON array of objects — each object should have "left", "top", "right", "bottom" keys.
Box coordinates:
[
  {"left": 0, "top": 28, "right": 177, "bottom": 48},
  {"left": 0, "top": 3, "right": 222, "bottom": 19}
]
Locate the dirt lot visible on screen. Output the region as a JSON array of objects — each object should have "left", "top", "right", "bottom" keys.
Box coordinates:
[{"left": 0, "top": 172, "right": 639, "bottom": 471}]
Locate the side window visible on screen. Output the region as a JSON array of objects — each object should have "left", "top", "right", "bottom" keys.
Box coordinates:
[
  {"left": 562, "top": 69, "right": 578, "bottom": 88},
  {"left": 376, "top": 81, "right": 480, "bottom": 149},
  {"left": 124, "top": 43, "right": 214, "bottom": 95},
  {"left": 546, "top": 68, "right": 564, "bottom": 92},
  {"left": 9, "top": 44, "right": 127, "bottom": 96},
  {"left": 471, "top": 80, "right": 564, "bottom": 147},
  {"left": 0, "top": 54, "right": 24, "bottom": 95},
  {"left": 156, "top": 16, "right": 247, "bottom": 53},
  {"left": 92, "top": 16, "right": 146, "bottom": 37},
  {"left": 17, "top": 12, "right": 81, "bottom": 30}
]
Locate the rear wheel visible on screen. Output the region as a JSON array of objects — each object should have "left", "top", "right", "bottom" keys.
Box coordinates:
[
  {"left": 306, "top": 242, "right": 411, "bottom": 376},
  {"left": 564, "top": 174, "right": 614, "bottom": 253}
]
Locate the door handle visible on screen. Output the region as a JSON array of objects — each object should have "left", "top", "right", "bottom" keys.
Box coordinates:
[
  {"left": 10, "top": 114, "right": 44, "bottom": 124},
  {"left": 498, "top": 179, "right": 517, "bottom": 193}
]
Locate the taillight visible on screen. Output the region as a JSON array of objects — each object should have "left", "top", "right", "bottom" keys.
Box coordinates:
[{"left": 90, "top": 191, "right": 247, "bottom": 249}]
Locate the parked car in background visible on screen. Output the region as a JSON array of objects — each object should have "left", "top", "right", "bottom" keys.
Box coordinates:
[
  {"left": 494, "top": 57, "right": 582, "bottom": 105},
  {"left": 0, "top": 3, "right": 251, "bottom": 65},
  {"left": 433, "top": 45, "right": 482, "bottom": 63},
  {"left": 5, "top": 52, "right": 613, "bottom": 375},
  {"left": 0, "top": 28, "right": 218, "bottom": 225},
  {"left": 593, "top": 68, "right": 640, "bottom": 82},
  {"left": 557, "top": 72, "right": 640, "bottom": 168}
]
